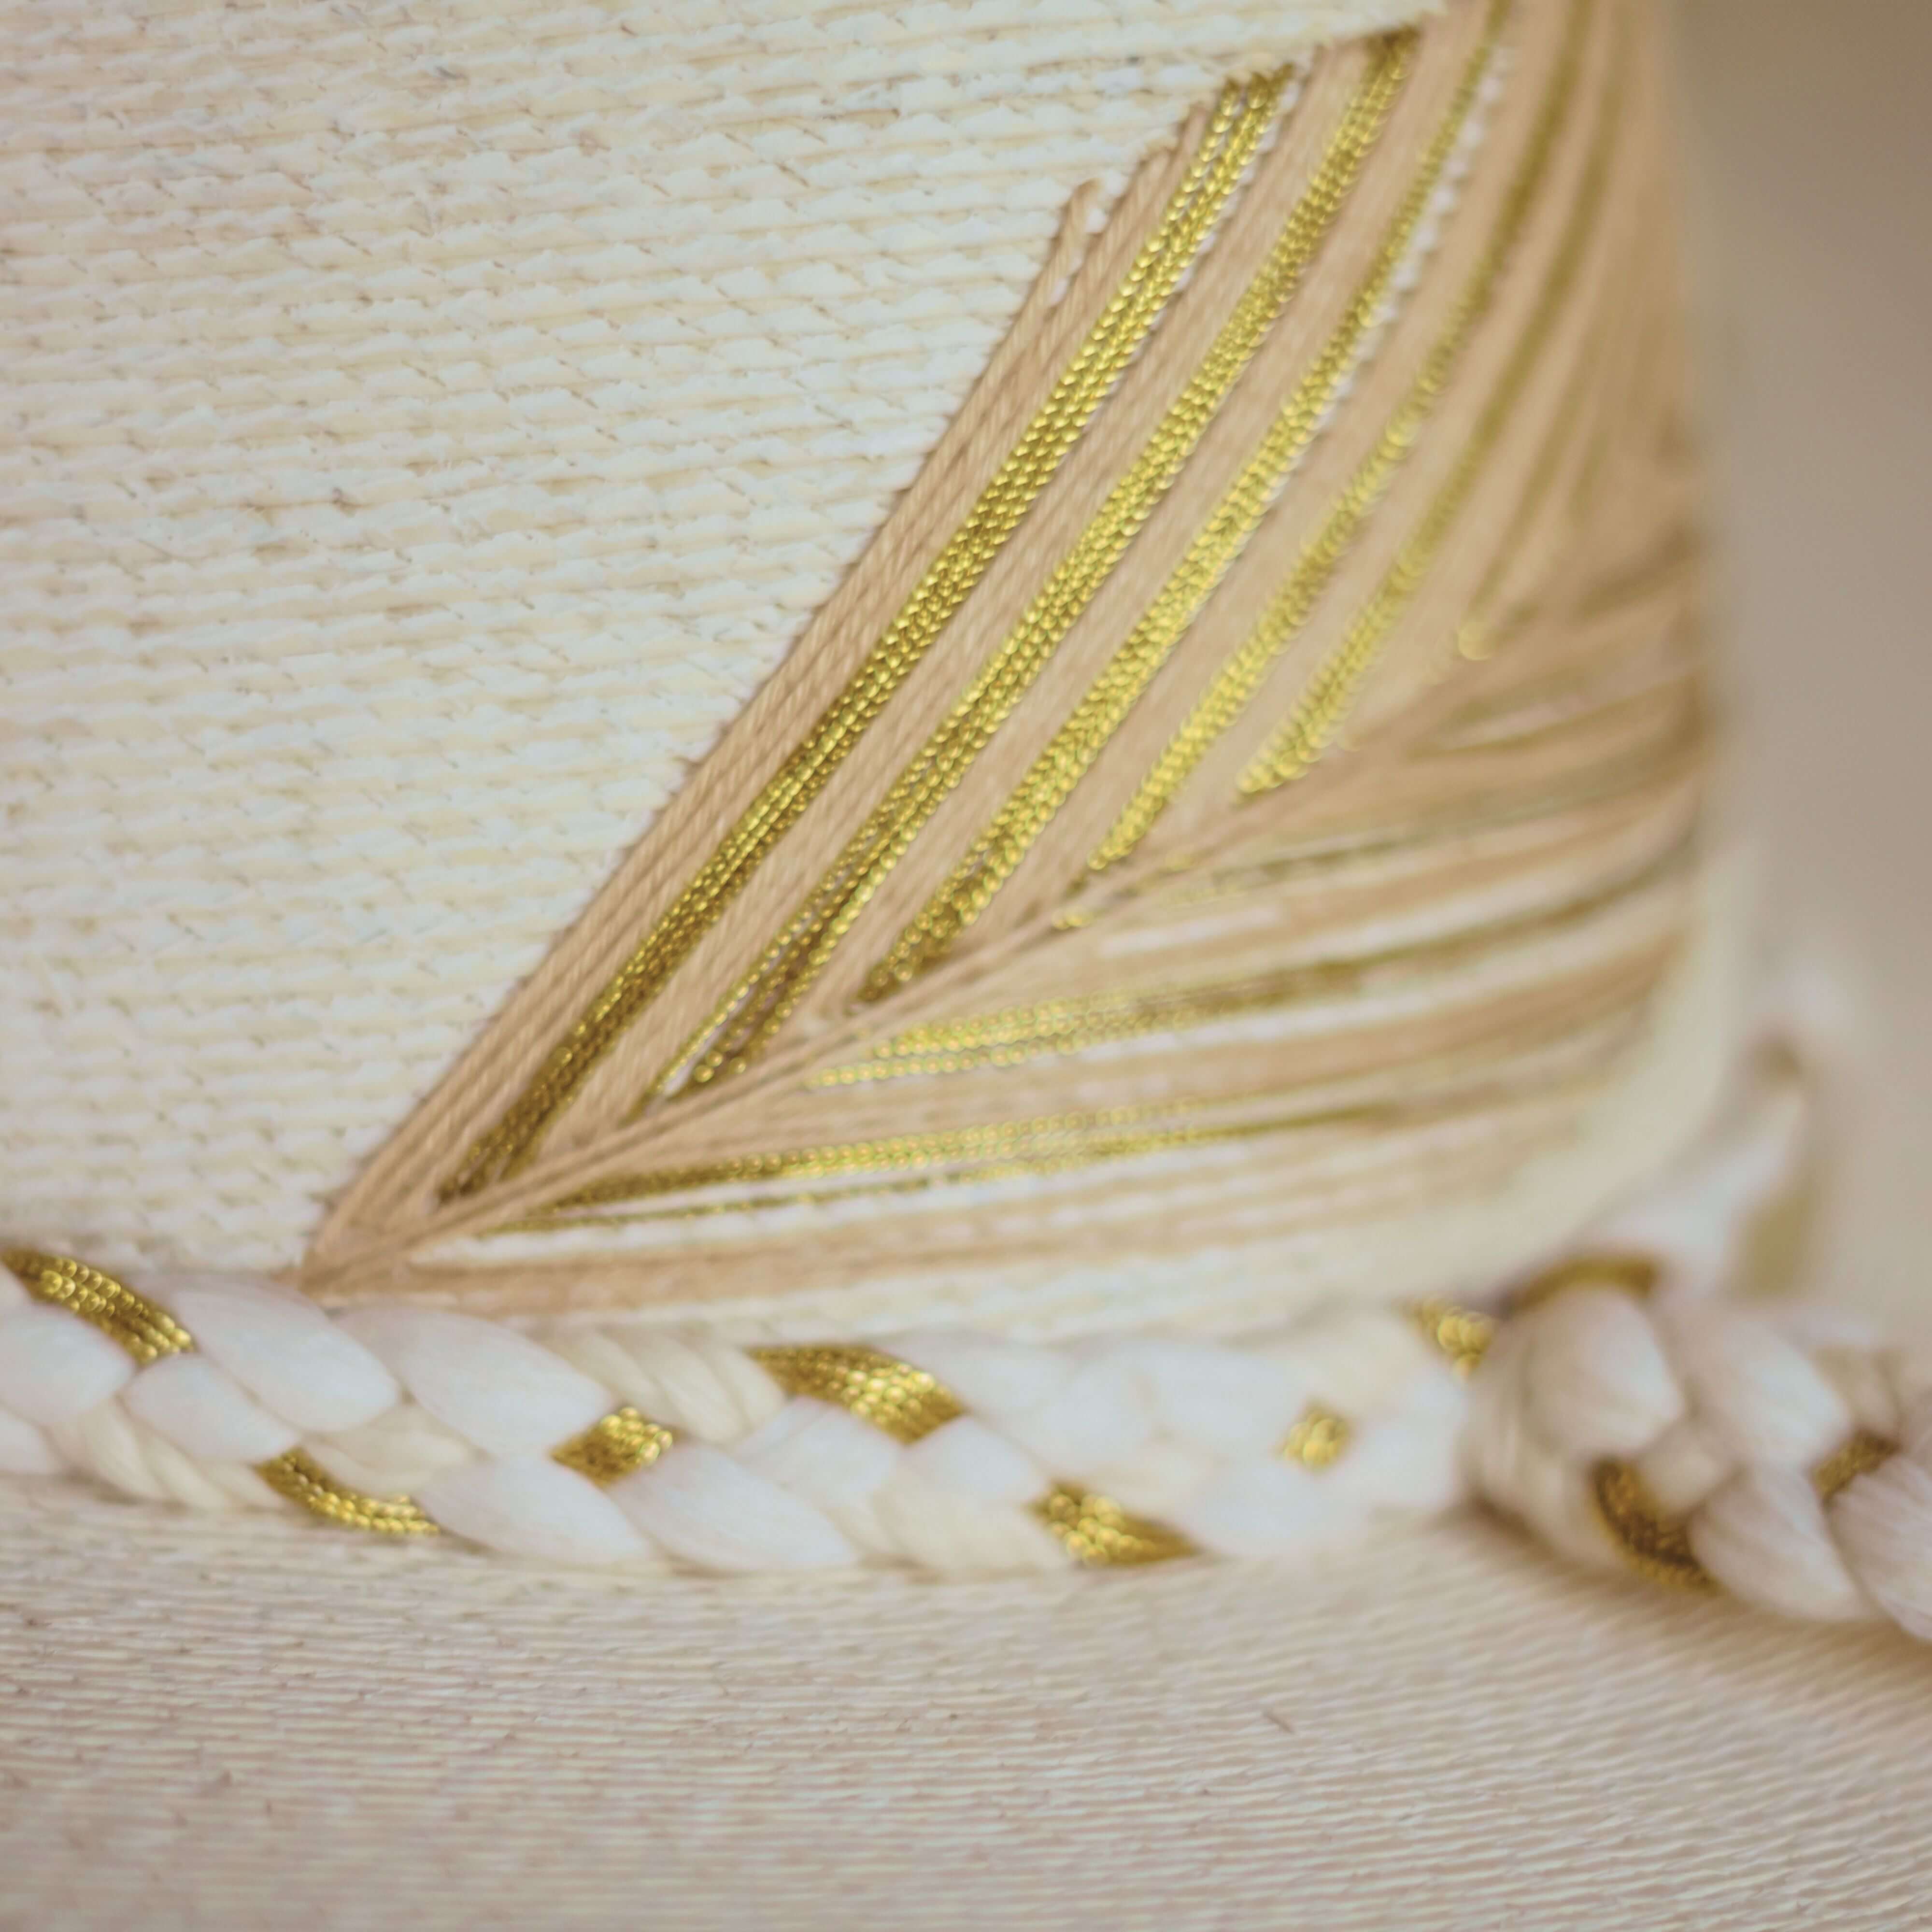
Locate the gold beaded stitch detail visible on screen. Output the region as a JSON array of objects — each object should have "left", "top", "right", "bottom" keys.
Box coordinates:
[
  {"left": 1510, "top": 1249, "right": 1659, "bottom": 1312},
  {"left": 1032, "top": 1485, "right": 1197, "bottom": 1566},
  {"left": 256, "top": 1449, "right": 442, "bottom": 1538},
  {"left": 1409, "top": 1297, "right": 1496, "bottom": 1377},
  {"left": 1280, "top": 1403, "right": 1352, "bottom": 1470},
  {"left": 553, "top": 1406, "right": 677, "bottom": 1484},
  {"left": 752, "top": 1345, "right": 965, "bottom": 1444},
  {"left": 3, "top": 1248, "right": 195, "bottom": 1365}
]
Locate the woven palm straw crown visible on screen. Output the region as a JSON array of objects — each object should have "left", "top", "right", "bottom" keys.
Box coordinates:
[{"left": 9, "top": 0, "right": 1720, "bottom": 1339}]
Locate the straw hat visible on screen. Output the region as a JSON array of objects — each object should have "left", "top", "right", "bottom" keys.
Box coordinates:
[{"left": 4, "top": 0, "right": 1928, "bottom": 1919}]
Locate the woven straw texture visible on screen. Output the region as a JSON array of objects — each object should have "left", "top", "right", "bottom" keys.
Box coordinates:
[
  {"left": 2, "top": 0, "right": 1434, "bottom": 1277},
  {"left": 3, "top": 1478, "right": 1929, "bottom": 1931}
]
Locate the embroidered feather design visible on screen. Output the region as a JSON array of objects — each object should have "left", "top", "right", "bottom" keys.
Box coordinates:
[{"left": 311, "top": 0, "right": 1709, "bottom": 1318}]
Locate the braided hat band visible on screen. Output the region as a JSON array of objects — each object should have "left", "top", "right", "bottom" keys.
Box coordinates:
[
  {"left": 5, "top": 0, "right": 1927, "bottom": 1641},
  {"left": 7, "top": 1037, "right": 1930, "bottom": 1640}
]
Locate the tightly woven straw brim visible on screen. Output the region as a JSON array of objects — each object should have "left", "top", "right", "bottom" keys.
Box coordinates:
[{"left": 4, "top": 1477, "right": 1929, "bottom": 1931}]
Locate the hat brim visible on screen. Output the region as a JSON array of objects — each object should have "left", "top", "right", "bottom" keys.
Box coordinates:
[{"left": 3, "top": 1474, "right": 1927, "bottom": 1930}]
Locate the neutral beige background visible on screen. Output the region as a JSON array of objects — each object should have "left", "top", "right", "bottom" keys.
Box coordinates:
[
  {"left": 1675, "top": 0, "right": 1932, "bottom": 1325},
  {"left": 2, "top": 4, "right": 1928, "bottom": 1927}
]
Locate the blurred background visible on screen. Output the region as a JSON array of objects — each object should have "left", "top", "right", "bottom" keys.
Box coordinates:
[{"left": 1673, "top": 0, "right": 1931, "bottom": 1319}]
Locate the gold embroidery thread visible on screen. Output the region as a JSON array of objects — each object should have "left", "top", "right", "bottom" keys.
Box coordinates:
[
  {"left": 438, "top": 70, "right": 1288, "bottom": 1198},
  {"left": 654, "top": 43, "right": 1415, "bottom": 1094}
]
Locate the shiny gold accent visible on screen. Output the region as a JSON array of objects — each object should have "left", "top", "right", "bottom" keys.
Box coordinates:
[
  {"left": 552, "top": 1103, "right": 1184, "bottom": 1210},
  {"left": 1241, "top": 0, "right": 1621, "bottom": 796},
  {"left": 1409, "top": 1298, "right": 1496, "bottom": 1377},
  {"left": 1812, "top": 1430, "right": 1898, "bottom": 1505},
  {"left": 1452, "top": 292, "right": 1617, "bottom": 663},
  {"left": 1104, "top": 0, "right": 1594, "bottom": 855},
  {"left": 1033, "top": 1484, "right": 1196, "bottom": 1566},
  {"left": 824, "top": 837, "right": 1687, "bottom": 1083},
  {"left": 437, "top": 68, "right": 1282, "bottom": 1198},
  {"left": 1280, "top": 1403, "right": 1353, "bottom": 1470},
  {"left": 1590, "top": 1458, "right": 1714, "bottom": 1591},
  {"left": 1509, "top": 1249, "right": 1659, "bottom": 1313},
  {"left": 867, "top": 14, "right": 1507, "bottom": 987},
  {"left": 256, "top": 1448, "right": 442, "bottom": 1538},
  {"left": 660, "top": 44, "right": 1416, "bottom": 1090},
  {"left": 1114, "top": 706, "right": 1702, "bottom": 920},
  {"left": 521, "top": 1085, "right": 1477, "bottom": 1224},
  {"left": 751, "top": 1344, "right": 965, "bottom": 1444},
  {"left": 2, "top": 1247, "right": 194, "bottom": 1365},
  {"left": 552, "top": 1406, "right": 676, "bottom": 1484},
  {"left": 506, "top": 1054, "right": 1614, "bottom": 1230}
]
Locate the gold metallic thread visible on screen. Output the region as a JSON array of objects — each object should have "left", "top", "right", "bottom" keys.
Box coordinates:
[
  {"left": 552, "top": 1406, "right": 677, "bottom": 1484},
  {"left": 1408, "top": 1298, "right": 1496, "bottom": 1377},
  {"left": 751, "top": 1344, "right": 966, "bottom": 1443},
  {"left": 1241, "top": 0, "right": 1621, "bottom": 796},
  {"left": 437, "top": 70, "right": 1278, "bottom": 1197},
  {"left": 256, "top": 1448, "right": 442, "bottom": 1538},
  {"left": 822, "top": 835, "right": 1688, "bottom": 1083},
  {"left": 3, "top": 1248, "right": 195, "bottom": 1365},
  {"left": 1509, "top": 1249, "right": 1659, "bottom": 1312},
  {"left": 1811, "top": 1430, "right": 1898, "bottom": 1505},
  {"left": 521, "top": 1085, "right": 1501, "bottom": 1224},
  {"left": 743, "top": 1347, "right": 1195, "bottom": 1565},
  {"left": 654, "top": 46, "right": 1412, "bottom": 1093},
  {"left": 1280, "top": 1404, "right": 1353, "bottom": 1470},
  {"left": 4, "top": 1248, "right": 451, "bottom": 1540},
  {"left": 1100, "top": 0, "right": 1593, "bottom": 859},
  {"left": 1451, "top": 295, "right": 1615, "bottom": 662},
  {"left": 1093, "top": 697, "right": 1702, "bottom": 924},
  {"left": 1590, "top": 1458, "right": 1715, "bottom": 1591},
  {"left": 1033, "top": 1484, "right": 1197, "bottom": 1566},
  {"left": 864, "top": 20, "right": 1498, "bottom": 989}
]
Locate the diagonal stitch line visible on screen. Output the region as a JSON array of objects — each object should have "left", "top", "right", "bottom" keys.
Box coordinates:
[
  {"left": 256, "top": 1449, "right": 444, "bottom": 1537},
  {"left": 751, "top": 1345, "right": 964, "bottom": 1443},
  {"left": 647, "top": 44, "right": 1411, "bottom": 1101},
  {"left": 1095, "top": 0, "right": 1596, "bottom": 867},
  {"left": 436, "top": 74, "right": 1274, "bottom": 1201},
  {"left": 822, "top": 825, "right": 1692, "bottom": 1082},
  {"left": 2, "top": 1248, "right": 195, "bottom": 1364},
  {"left": 1045, "top": 673, "right": 1703, "bottom": 927},
  {"left": 1241, "top": 6, "right": 1626, "bottom": 797},
  {"left": 863, "top": 2, "right": 1511, "bottom": 997},
  {"left": 749, "top": 1340, "right": 1195, "bottom": 1565},
  {"left": 466, "top": 1013, "right": 1650, "bottom": 1230},
  {"left": 1450, "top": 281, "right": 1624, "bottom": 664},
  {"left": 1, "top": 1250, "right": 449, "bottom": 1534},
  {"left": 524, "top": 984, "right": 1657, "bottom": 1224}
]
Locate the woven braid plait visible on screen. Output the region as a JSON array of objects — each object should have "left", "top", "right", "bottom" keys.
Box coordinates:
[
  {"left": 6, "top": 1044, "right": 1932, "bottom": 1641},
  {"left": 12, "top": 0, "right": 1928, "bottom": 1643}
]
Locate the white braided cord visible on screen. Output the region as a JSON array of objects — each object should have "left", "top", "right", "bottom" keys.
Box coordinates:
[
  {"left": 3, "top": 1048, "right": 1927, "bottom": 1638},
  {"left": 0, "top": 1257, "right": 1465, "bottom": 1576}
]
